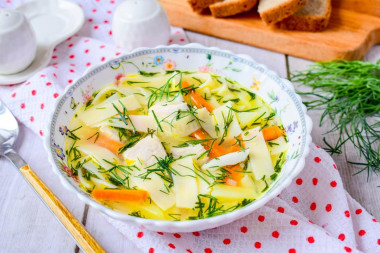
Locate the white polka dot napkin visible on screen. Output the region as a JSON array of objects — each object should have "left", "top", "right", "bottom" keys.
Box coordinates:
[
  {"left": 1, "top": 1, "right": 379, "bottom": 253},
  {"left": 107, "top": 144, "right": 380, "bottom": 253}
]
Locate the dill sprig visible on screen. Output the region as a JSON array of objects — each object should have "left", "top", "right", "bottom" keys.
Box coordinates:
[
  {"left": 112, "top": 101, "right": 136, "bottom": 134},
  {"left": 291, "top": 60, "right": 380, "bottom": 177}
]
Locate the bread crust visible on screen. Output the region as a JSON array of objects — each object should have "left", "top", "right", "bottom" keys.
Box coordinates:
[
  {"left": 276, "top": 1, "right": 332, "bottom": 31},
  {"left": 188, "top": 0, "right": 223, "bottom": 13},
  {"left": 259, "top": 0, "right": 308, "bottom": 24},
  {"left": 210, "top": 0, "right": 258, "bottom": 17}
]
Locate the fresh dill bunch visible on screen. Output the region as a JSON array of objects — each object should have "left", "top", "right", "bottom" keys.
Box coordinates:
[{"left": 291, "top": 60, "right": 380, "bottom": 177}]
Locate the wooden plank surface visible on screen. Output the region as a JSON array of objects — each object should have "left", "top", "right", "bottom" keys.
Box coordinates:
[{"left": 158, "top": 0, "right": 380, "bottom": 61}]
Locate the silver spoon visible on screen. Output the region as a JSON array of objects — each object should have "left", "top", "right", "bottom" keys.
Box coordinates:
[{"left": 0, "top": 99, "right": 105, "bottom": 253}]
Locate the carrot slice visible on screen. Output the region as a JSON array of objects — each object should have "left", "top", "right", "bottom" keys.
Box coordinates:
[
  {"left": 190, "top": 129, "right": 242, "bottom": 159},
  {"left": 224, "top": 164, "right": 244, "bottom": 186},
  {"left": 227, "top": 135, "right": 244, "bottom": 152},
  {"left": 182, "top": 81, "right": 214, "bottom": 112},
  {"left": 190, "top": 128, "right": 209, "bottom": 140},
  {"left": 262, "top": 126, "right": 283, "bottom": 141},
  {"left": 88, "top": 133, "right": 124, "bottom": 155},
  {"left": 190, "top": 129, "right": 227, "bottom": 158},
  {"left": 92, "top": 189, "right": 148, "bottom": 202}
]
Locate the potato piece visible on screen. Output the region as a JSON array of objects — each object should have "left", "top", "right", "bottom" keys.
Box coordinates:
[
  {"left": 211, "top": 184, "right": 257, "bottom": 201},
  {"left": 172, "top": 156, "right": 199, "bottom": 209},
  {"left": 243, "top": 127, "right": 274, "bottom": 179}
]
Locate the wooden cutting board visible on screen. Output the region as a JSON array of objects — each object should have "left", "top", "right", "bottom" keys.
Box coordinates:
[{"left": 158, "top": 0, "right": 380, "bottom": 61}]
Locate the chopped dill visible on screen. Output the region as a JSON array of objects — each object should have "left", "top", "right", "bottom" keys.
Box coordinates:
[
  {"left": 151, "top": 110, "right": 163, "bottom": 132},
  {"left": 227, "top": 106, "right": 259, "bottom": 113},
  {"left": 67, "top": 126, "right": 82, "bottom": 141}
]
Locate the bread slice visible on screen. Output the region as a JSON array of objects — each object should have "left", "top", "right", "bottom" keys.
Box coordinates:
[
  {"left": 209, "top": 0, "right": 258, "bottom": 18},
  {"left": 276, "top": 0, "right": 332, "bottom": 31},
  {"left": 258, "top": 0, "right": 308, "bottom": 24},
  {"left": 188, "top": 0, "right": 223, "bottom": 13}
]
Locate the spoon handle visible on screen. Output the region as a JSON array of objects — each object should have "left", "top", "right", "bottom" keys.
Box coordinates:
[{"left": 19, "top": 164, "right": 105, "bottom": 253}]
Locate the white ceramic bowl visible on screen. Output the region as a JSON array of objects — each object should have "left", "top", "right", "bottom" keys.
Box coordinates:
[{"left": 46, "top": 43, "right": 312, "bottom": 233}]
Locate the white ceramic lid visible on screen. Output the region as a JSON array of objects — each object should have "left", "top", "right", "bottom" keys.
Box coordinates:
[
  {"left": 0, "top": 9, "right": 24, "bottom": 33},
  {"left": 114, "top": 0, "right": 160, "bottom": 22}
]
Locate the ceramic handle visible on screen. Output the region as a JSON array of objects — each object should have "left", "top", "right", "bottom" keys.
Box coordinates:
[{"left": 19, "top": 164, "right": 105, "bottom": 253}]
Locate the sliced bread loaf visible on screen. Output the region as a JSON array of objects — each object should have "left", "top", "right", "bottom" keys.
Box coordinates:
[
  {"left": 188, "top": 0, "right": 223, "bottom": 13},
  {"left": 276, "top": 0, "right": 332, "bottom": 31},
  {"left": 258, "top": 0, "right": 308, "bottom": 24},
  {"left": 209, "top": 0, "right": 258, "bottom": 18}
]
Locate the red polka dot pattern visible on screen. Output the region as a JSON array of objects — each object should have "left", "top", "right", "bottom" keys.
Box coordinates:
[
  {"left": 223, "top": 238, "right": 231, "bottom": 245},
  {"left": 240, "top": 226, "right": 248, "bottom": 233},
  {"left": 344, "top": 246, "right": 352, "bottom": 252},
  {"left": 307, "top": 236, "right": 315, "bottom": 243},
  {"left": 325, "top": 204, "right": 332, "bottom": 212},
  {"left": 272, "top": 231, "right": 280, "bottom": 238},
  {"left": 254, "top": 242, "right": 261, "bottom": 249},
  {"left": 358, "top": 230, "right": 366, "bottom": 236}
]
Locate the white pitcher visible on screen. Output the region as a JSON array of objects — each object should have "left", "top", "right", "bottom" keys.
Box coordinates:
[
  {"left": 112, "top": 0, "right": 171, "bottom": 52},
  {"left": 0, "top": 9, "right": 37, "bottom": 75}
]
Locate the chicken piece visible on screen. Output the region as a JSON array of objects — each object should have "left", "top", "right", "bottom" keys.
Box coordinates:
[
  {"left": 149, "top": 102, "right": 189, "bottom": 121},
  {"left": 170, "top": 144, "right": 208, "bottom": 166},
  {"left": 122, "top": 134, "right": 167, "bottom": 166}
]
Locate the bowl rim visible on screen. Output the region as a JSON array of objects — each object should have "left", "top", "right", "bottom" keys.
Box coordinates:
[{"left": 44, "top": 43, "right": 313, "bottom": 231}]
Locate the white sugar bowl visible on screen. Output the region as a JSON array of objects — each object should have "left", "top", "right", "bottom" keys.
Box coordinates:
[
  {"left": 112, "top": 0, "right": 171, "bottom": 51},
  {"left": 0, "top": 9, "right": 37, "bottom": 75}
]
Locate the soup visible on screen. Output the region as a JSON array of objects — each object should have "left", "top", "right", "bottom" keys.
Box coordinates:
[{"left": 64, "top": 70, "right": 288, "bottom": 220}]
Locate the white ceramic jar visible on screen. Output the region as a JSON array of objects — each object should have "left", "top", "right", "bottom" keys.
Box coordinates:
[
  {"left": 0, "top": 9, "right": 37, "bottom": 75},
  {"left": 112, "top": 0, "right": 171, "bottom": 52}
]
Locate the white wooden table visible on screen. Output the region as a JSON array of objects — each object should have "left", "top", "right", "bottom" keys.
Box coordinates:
[{"left": 0, "top": 31, "right": 379, "bottom": 253}]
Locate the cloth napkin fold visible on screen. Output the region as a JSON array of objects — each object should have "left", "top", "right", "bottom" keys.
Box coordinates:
[
  {"left": 107, "top": 144, "right": 380, "bottom": 253},
  {"left": 1, "top": 1, "right": 379, "bottom": 253}
]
